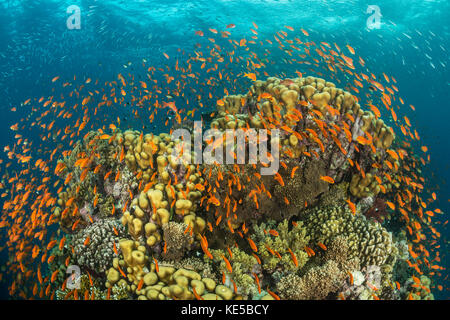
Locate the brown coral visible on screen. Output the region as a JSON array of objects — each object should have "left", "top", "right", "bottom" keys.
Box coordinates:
[
  {"left": 322, "top": 236, "right": 360, "bottom": 272},
  {"left": 277, "top": 260, "right": 346, "bottom": 300},
  {"left": 364, "top": 197, "right": 389, "bottom": 223},
  {"left": 161, "top": 222, "right": 193, "bottom": 261}
]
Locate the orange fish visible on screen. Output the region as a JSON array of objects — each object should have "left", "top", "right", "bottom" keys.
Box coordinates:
[
  {"left": 320, "top": 176, "right": 335, "bottom": 184},
  {"left": 287, "top": 248, "right": 298, "bottom": 267},
  {"left": 266, "top": 288, "right": 281, "bottom": 300},
  {"left": 247, "top": 238, "right": 258, "bottom": 252},
  {"left": 222, "top": 255, "right": 232, "bottom": 273},
  {"left": 346, "top": 198, "right": 356, "bottom": 215}
]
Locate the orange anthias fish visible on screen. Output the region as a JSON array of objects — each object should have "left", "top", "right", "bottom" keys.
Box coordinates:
[
  {"left": 0, "top": 23, "right": 439, "bottom": 302},
  {"left": 163, "top": 101, "right": 178, "bottom": 114},
  {"left": 346, "top": 198, "right": 356, "bottom": 215},
  {"left": 320, "top": 176, "right": 335, "bottom": 184},
  {"left": 222, "top": 254, "right": 232, "bottom": 273},
  {"left": 287, "top": 248, "right": 298, "bottom": 267},
  {"left": 267, "top": 288, "right": 281, "bottom": 300},
  {"left": 247, "top": 238, "right": 258, "bottom": 252},
  {"left": 244, "top": 73, "right": 257, "bottom": 81}
]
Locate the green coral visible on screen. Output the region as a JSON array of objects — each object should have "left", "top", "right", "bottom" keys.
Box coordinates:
[
  {"left": 205, "top": 219, "right": 311, "bottom": 296},
  {"left": 301, "top": 203, "right": 396, "bottom": 267},
  {"left": 252, "top": 219, "right": 310, "bottom": 273},
  {"left": 225, "top": 261, "right": 257, "bottom": 297},
  {"left": 55, "top": 274, "right": 103, "bottom": 300},
  {"left": 99, "top": 196, "right": 115, "bottom": 218},
  {"left": 402, "top": 275, "right": 434, "bottom": 300},
  {"left": 208, "top": 247, "right": 258, "bottom": 296}
]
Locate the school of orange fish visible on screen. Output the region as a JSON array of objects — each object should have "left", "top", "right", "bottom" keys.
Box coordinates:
[{"left": 0, "top": 23, "right": 446, "bottom": 300}]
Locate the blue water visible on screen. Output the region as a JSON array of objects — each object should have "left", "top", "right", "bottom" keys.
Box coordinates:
[{"left": 0, "top": 0, "right": 448, "bottom": 299}]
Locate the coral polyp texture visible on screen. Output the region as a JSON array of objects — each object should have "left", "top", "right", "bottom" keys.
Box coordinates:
[{"left": 0, "top": 75, "right": 442, "bottom": 300}]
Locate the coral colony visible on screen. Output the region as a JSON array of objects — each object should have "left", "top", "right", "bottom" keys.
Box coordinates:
[{"left": 0, "top": 74, "right": 436, "bottom": 301}]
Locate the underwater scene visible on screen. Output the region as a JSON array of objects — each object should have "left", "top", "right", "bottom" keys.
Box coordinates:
[{"left": 0, "top": 0, "right": 448, "bottom": 302}]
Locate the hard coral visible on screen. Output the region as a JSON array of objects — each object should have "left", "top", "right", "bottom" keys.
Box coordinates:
[
  {"left": 73, "top": 218, "right": 125, "bottom": 273},
  {"left": 277, "top": 260, "right": 346, "bottom": 300},
  {"left": 161, "top": 222, "right": 193, "bottom": 261},
  {"left": 301, "top": 203, "right": 396, "bottom": 267},
  {"left": 252, "top": 219, "right": 310, "bottom": 273}
]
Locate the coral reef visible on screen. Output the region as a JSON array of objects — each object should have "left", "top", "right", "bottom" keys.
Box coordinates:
[
  {"left": 53, "top": 131, "right": 129, "bottom": 232},
  {"left": 40, "top": 76, "right": 430, "bottom": 300},
  {"left": 205, "top": 75, "right": 400, "bottom": 237}
]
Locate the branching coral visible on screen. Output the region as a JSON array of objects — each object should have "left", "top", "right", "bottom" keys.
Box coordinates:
[
  {"left": 321, "top": 235, "right": 360, "bottom": 272},
  {"left": 251, "top": 220, "right": 310, "bottom": 273},
  {"left": 208, "top": 246, "right": 259, "bottom": 297}
]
